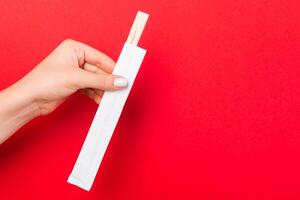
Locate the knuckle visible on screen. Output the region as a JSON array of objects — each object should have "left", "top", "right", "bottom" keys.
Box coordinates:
[
  {"left": 61, "top": 38, "right": 75, "bottom": 46},
  {"left": 102, "top": 75, "right": 113, "bottom": 89}
]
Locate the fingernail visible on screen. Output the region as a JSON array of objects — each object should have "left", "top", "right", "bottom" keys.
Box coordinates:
[{"left": 114, "top": 77, "right": 128, "bottom": 87}]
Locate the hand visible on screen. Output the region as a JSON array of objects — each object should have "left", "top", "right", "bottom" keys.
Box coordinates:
[
  {"left": 18, "top": 39, "right": 127, "bottom": 115},
  {"left": 0, "top": 39, "right": 127, "bottom": 144}
]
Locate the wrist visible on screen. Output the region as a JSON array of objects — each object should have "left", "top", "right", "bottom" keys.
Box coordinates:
[
  {"left": 0, "top": 80, "right": 40, "bottom": 143},
  {"left": 6, "top": 79, "right": 41, "bottom": 118}
]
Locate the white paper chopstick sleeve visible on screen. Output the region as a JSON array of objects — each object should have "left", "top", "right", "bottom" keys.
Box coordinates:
[{"left": 68, "top": 42, "right": 146, "bottom": 191}]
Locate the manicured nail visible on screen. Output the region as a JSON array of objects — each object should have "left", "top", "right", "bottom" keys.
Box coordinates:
[{"left": 114, "top": 77, "right": 128, "bottom": 88}]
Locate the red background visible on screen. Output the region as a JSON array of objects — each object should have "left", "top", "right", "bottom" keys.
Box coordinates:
[{"left": 0, "top": 0, "right": 299, "bottom": 199}]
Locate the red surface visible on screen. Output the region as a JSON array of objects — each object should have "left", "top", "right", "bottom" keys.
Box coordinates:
[{"left": 0, "top": 0, "right": 299, "bottom": 199}]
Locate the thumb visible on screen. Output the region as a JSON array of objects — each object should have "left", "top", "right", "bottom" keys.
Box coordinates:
[{"left": 73, "top": 69, "right": 128, "bottom": 90}]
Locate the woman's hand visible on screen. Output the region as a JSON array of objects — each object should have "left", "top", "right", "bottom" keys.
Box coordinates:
[
  {"left": 0, "top": 39, "right": 127, "bottom": 144},
  {"left": 20, "top": 39, "right": 127, "bottom": 115}
]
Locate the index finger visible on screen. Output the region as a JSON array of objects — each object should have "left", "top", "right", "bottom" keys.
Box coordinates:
[{"left": 77, "top": 41, "right": 116, "bottom": 74}]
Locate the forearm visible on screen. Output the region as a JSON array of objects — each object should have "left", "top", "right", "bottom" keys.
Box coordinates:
[{"left": 0, "top": 80, "right": 40, "bottom": 144}]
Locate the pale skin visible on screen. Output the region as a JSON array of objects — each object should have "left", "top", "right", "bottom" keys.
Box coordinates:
[{"left": 0, "top": 39, "right": 128, "bottom": 145}]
